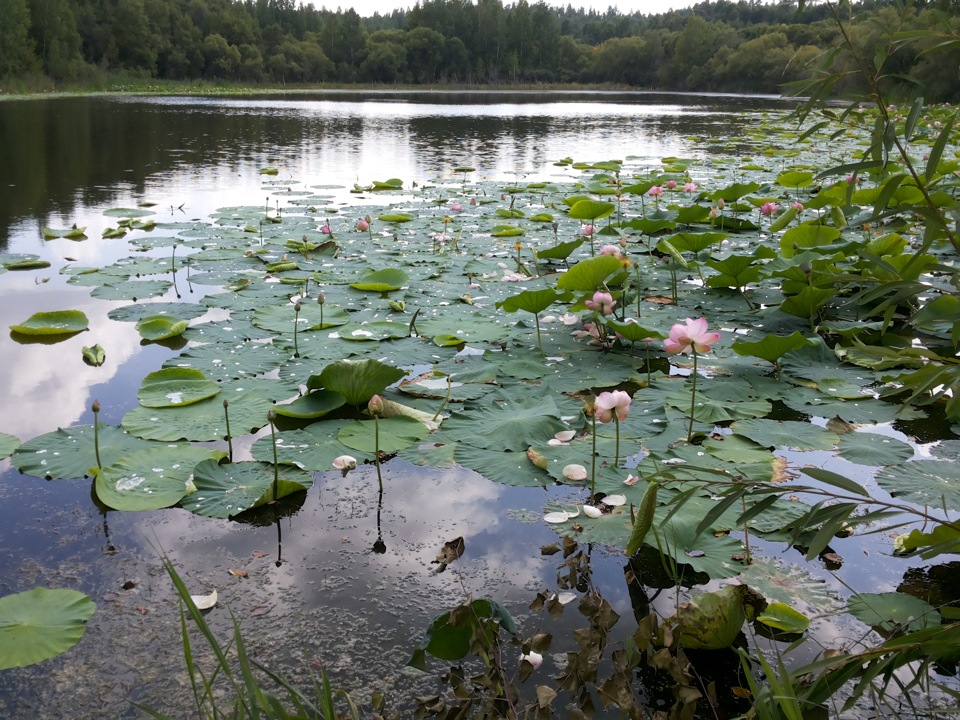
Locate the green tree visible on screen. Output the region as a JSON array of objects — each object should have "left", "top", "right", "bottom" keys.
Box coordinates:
[
  {"left": 404, "top": 26, "right": 444, "bottom": 83},
  {"left": 203, "top": 32, "right": 240, "bottom": 78},
  {"left": 28, "top": 0, "right": 85, "bottom": 79},
  {"left": 358, "top": 40, "right": 406, "bottom": 83},
  {"left": 0, "top": 0, "right": 38, "bottom": 77}
]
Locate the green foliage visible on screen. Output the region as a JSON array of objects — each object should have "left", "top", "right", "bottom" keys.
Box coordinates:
[{"left": 0, "top": 588, "right": 95, "bottom": 669}]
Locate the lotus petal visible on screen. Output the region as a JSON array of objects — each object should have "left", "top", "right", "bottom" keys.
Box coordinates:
[{"left": 190, "top": 589, "right": 218, "bottom": 610}]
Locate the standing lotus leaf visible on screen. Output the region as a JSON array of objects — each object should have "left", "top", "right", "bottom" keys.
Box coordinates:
[{"left": 307, "top": 359, "right": 406, "bottom": 407}]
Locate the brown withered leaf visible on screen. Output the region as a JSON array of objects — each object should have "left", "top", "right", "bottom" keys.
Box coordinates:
[
  {"left": 540, "top": 543, "right": 561, "bottom": 556},
  {"left": 732, "top": 686, "right": 752, "bottom": 699},
  {"left": 432, "top": 536, "right": 465, "bottom": 573},
  {"left": 771, "top": 456, "right": 791, "bottom": 483}
]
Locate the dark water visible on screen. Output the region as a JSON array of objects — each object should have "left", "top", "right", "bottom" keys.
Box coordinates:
[{"left": 1, "top": 91, "right": 890, "bottom": 719}]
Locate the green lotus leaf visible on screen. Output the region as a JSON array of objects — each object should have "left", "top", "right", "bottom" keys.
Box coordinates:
[
  {"left": 273, "top": 389, "right": 346, "bottom": 419},
  {"left": 496, "top": 288, "right": 561, "bottom": 315},
  {"left": 664, "top": 585, "right": 760, "bottom": 650},
  {"left": 490, "top": 225, "right": 524, "bottom": 237},
  {"left": 847, "top": 592, "right": 940, "bottom": 634},
  {"left": 556, "top": 255, "right": 622, "bottom": 291},
  {"left": 377, "top": 213, "right": 413, "bottom": 223},
  {"left": 712, "top": 181, "right": 760, "bottom": 202},
  {"left": 452, "top": 444, "right": 552, "bottom": 487},
  {"left": 10, "top": 310, "right": 88, "bottom": 336},
  {"left": 372, "top": 178, "right": 403, "bottom": 190},
  {"left": 103, "top": 207, "right": 155, "bottom": 217},
  {"left": 108, "top": 302, "right": 208, "bottom": 323},
  {"left": 82, "top": 344, "right": 106, "bottom": 366},
  {"left": 0, "top": 588, "right": 96, "bottom": 669},
  {"left": 442, "top": 396, "right": 565, "bottom": 452},
  {"left": 0, "top": 432, "right": 21, "bottom": 460},
  {"left": 252, "top": 303, "right": 349, "bottom": 332},
  {"left": 11, "top": 424, "right": 155, "bottom": 479},
  {"left": 3, "top": 257, "right": 51, "bottom": 270},
  {"left": 665, "top": 232, "right": 729, "bottom": 254},
  {"left": 496, "top": 208, "right": 525, "bottom": 218},
  {"left": 730, "top": 419, "right": 838, "bottom": 451},
  {"left": 136, "top": 315, "right": 189, "bottom": 341},
  {"left": 181, "top": 459, "right": 313, "bottom": 518},
  {"left": 308, "top": 359, "right": 406, "bottom": 407},
  {"left": 350, "top": 268, "right": 409, "bottom": 293},
  {"left": 732, "top": 331, "right": 818, "bottom": 365},
  {"left": 123, "top": 381, "right": 280, "bottom": 442},
  {"left": 779, "top": 224, "right": 842, "bottom": 258},
  {"left": 755, "top": 602, "right": 810, "bottom": 634},
  {"left": 836, "top": 431, "right": 914, "bottom": 466},
  {"left": 162, "top": 342, "right": 288, "bottom": 383},
  {"left": 535, "top": 237, "right": 584, "bottom": 260},
  {"left": 90, "top": 279, "right": 172, "bottom": 301},
  {"left": 408, "top": 597, "right": 517, "bottom": 669},
  {"left": 96, "top": 445, "right": 225, "bottom": 511},
  {"left": 739, "top": 558, "right": 840, "bottom": 611},
  {"left": 894, "top": 524, "right": 960, "bottom": 557},
  {"left": 337, "top": 416, "right": 429, "bottom": 453},
  {"left": 43, "top": 227, "right": 87, "bottom": 239},
  {"left": 137, "top": 368, "right": 221, "bottom": 408},
  {"left": 776, "top": 170, "right": 814, "bottom": 188},
  {"left": 666, "top": 391, "right": 770, "bottom": 423},
  {"left": 876, "top": 460, "right": 960, "bottom": 510},
  {"left": 568, "top": 199, "right": 615, "bottom": 221},
  {"left": 528, "top": 213, "right": 554, "bottom": 222},
  {"left": 250, "top": 421, "right": 373, "bottom": 471},
  {"left": 606, "top": 319, "right": 663, "bottom": 343}
]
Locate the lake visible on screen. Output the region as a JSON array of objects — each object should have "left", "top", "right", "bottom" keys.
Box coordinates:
[{"left": 0, "top": 90, "right": 955, "bottom": 719}]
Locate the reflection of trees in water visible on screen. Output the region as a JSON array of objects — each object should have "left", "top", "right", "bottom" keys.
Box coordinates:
[{"left": 0, "top": 94, "right": 788, "bottom": 250}]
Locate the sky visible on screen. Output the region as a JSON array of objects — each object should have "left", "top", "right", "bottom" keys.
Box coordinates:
[{"left": 315, "top": 0, "right": 703, "bottom": 16}]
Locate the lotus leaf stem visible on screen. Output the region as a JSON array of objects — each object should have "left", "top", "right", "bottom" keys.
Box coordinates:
[
  {"left": 687, "top": 350, "right": 698, "bottom": 442},
  {"left": 591, "top": 411, "right": 597, "bottom": 499},
  {"left": 223, "top": 398, "right": 233, "bottom": 462},
  {"left": 432, "top": 376, "right": 452, "bottom": 422},
  {"left": 268, "top": 411, "right": 279, "bottom": 501},
  {"left": 92, "top": 400, "right": 102, "bottom": 469}
]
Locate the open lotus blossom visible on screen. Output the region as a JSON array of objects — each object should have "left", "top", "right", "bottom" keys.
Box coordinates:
[
  {"left": 585, "top": 291, "right": 616, "bottom": 315},
  {"left": 450, "top": 202, "right": 463, "bottom": 211},
  {"left": 665, "top": 179, "right": 677, "bottom": 189},
  {"left": 760, "top": 202, "right": 780, "bottom": 217},
  {"left": 684, "top": 182, "right": 698, "bottom": 193},
  {"left": 792, "top": 202, "right": 804, "bottom": 211},
  {"left": 581, "top": 224, "right": 595, "bottom": 237},
  {"left": 599, "top": 244, "right": 622, "bottom": 257},
  {"left": 594, "top": 390, "right": 631, "bottom": 423},
  {"left": 648, "top": 185, "right": 664, "bottom": 198},
  {"left": 664, "top": 317, "right": 720, "bottom": 355}
]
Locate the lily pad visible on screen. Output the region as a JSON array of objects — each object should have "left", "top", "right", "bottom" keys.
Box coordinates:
[
  {"left": 337, "top": 416, "right": 429, "bottom": 453},
  {"left": 181, "top": 459, "right": 313, "bottom": 518},
  {"left": 136, "top": 316, "right": 189, "bottom": 341},
  {"left": 96, "top": 445, "right": 225, "bottom": 511},
  {"left": 0, "top": 588, "right": 96, "bottom": 669},
  {"left": 273, "top": 390, "right": 346, "bottom": 419},
  {"left": 308, "top": 359, "right": 406, "bottom": 407},
  {"left": 0, "top": 433, "right": 21, "bottom": 460},
  {"left": 836, "top": 431, "right": 914, "bottom": 467},
  {"left": 847, "top": 592, "right": 940, "bottom": 634},
  {"left": 350, "top": 268, "right": 409, "bottom": 293},
  {"left": 137, "top": 368, "right": 221, "bottom": 408},
  {"left": 10, "top": 310, "right": 88, "bottom": 336},
  {"left": 11, "top": 424, "right": 154, "bottom": 479},
  {"left": 876, "top": 460, "right": 960, "bottom": 511}
]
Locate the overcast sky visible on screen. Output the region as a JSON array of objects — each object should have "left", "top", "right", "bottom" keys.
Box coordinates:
[{"left": 314, "top": 0, "right": 702, "bottom": 16}]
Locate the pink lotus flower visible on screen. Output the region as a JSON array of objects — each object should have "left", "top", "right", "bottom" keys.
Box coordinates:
[
  {"left": 594, "top": 390, "right": 631, "bottom": 423},
  {"left": 684, "top": 182, "right": 698, "bottom": 193},
  {"left": 356, "top": 219, "right": 369, "bottom": 231},
  {"left": 368, "top": 394, "right": 384, "bottom": 416},
  {"left": 648, "top": 186, "right": 664, "bottom": 198},
  {"left": 792, "top": 202, "right": 804, "bottom": 211},
  {"left": 599, "top": 244, "right": 622, "bottom": 257},
  {"left": 585, "top": 291, "right": 616, "bottom": 315},
  {"left": 665, "top": 180, "right": 678, "bottom": 190},
  {"left": 760, "top": 202, "right": 780, "bottom": 217},
  {"left": 582, "top": 224, "right": 595, "bottom": 237},
  {"left": 450, "top": 202, "right": 463, "bottom": 212},
  {"left": 321, "top": 224, "right": 333, "bottom": 236},
  {"left": 470, "top": 197, "right": 477, "bottom": 206},
  {"left": 664, "top": 317, "right": 720, "bottom": 355}
]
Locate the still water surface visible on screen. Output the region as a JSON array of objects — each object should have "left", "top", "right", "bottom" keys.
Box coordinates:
[{"left": 0, "top": 91, "right": 859, "bottom": 718}]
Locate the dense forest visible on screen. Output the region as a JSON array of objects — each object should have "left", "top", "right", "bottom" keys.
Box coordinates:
[{"left": 1, "top": 0, "right": 958, "bottom": 98}]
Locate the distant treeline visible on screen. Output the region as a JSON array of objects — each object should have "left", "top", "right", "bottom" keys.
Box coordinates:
[{"left": 1, "top": 0, "right": 958, "bottom": 98}]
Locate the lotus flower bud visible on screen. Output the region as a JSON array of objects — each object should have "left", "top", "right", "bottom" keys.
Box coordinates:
[
  {"left": 92, "top": 399, "right": 101, "bottom": 413},
  {"left": 317, "top": 294, "right": 325, "bottom": 305},
  {"left": 368, "top": 394, "right": 384, "bottom": 417}
]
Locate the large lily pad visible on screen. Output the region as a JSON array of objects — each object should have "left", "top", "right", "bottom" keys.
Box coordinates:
[
  {"left": 0, "top": 433, "right": 20, "bottom": 460},
  {"left": 11, "top": 424, "right": 155, "bottom": 479},
  {"left": 181, "top": 459, "right": 313, "bottom": 518},
  {"left": 337, "top": 416, "right": 429, "bottom": 453},
  {"left": 875, "top": 460, "right": 960, "bottom": 511},
  {"left": 96, "top": 445, "right": 225, "bottom": 511},
  {"left": 442, "top": 395, "right": 565, "bottom": 452},
  {"left": 847, "top": 592, "right": 940, "bottom": 634},
  {"left": 0, "top": 588, "right": 96, "bottom": 669},
  {"left": 137, "top": 368, "right": 221, "bottom": 408},
  {"left": 10, "top": 311, "right": 88, "bottom": 336},
  {"left": 136, "top": 315, "right": 189, "bottom": 341}
]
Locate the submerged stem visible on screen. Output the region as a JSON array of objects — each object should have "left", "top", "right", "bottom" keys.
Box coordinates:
[
  {"left": 687, "top": 350, "right": 699, "bottom": 442},
  {"left": 92, "top": 400, "right": 102, "bottom": 470},
  {"left": 374, "top": 415, "right": 383, "bottom": 494},
  {"left": 614, "top": 415, "right": 620, "bottom": 468},
  {"left": 741, "top": 494, "right": 752, "bottom": 565},
  {"left": 269, "top": 411, "right": 279, "bottom": 501},
  {"left": 591, "top": 413, "right": 597, "bottom": 499}
]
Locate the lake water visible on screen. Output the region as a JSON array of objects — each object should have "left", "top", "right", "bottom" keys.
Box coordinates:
[{"left": 0, "top": 91, "right": 941, "bottom": 718}]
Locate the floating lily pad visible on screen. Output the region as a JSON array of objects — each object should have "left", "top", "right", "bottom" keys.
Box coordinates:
[
  {"left": 337, "top": 416, "right": 430, "bottom": 454},
  {"left": 273, "top": 390, "right": 346, "bottom": 419},
  {"left": 308, "top": 359, "right": 406, "bottom": 407},
  {"left": 0, "top": 433, "right": 20, "bottom": 460},
  {"left": 137, "top": 368, "right": 221, "bottom": 408},
  {"left": 350, "top": 268, "right": 408, "bottom": 293},
  {"left": 136, "top": 316, "right": 189, "bottom": 341},
  {"left": 12, "top": 424, "right": 154, "bottom": 479},
  {"left": 10, "top": 310, "right": 88, "bottom": 336},
  {"left": 81, "top": 344, "right": 106, "bottom": 366},
  {"left": 181, "top": 459, "right": 313, "bottom": 518},
  {"left": 847, "top": 592, "right": 940, "bottom": 634},
  {"left": 96, "top": 445, "right": 225, "bottom": 511},
  {"left": 836, "top": 431, "right": 914, "bottom": 466},
  {"left": 0, "top": 588, "right": 96, "bottom": 669},
  {"left": 876, "top": 460, "right": 960, "bottom": 511}
]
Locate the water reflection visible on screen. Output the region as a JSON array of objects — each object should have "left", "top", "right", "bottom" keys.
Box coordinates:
[{"left": 0, "top": 92, "right": 793, "bottom": 250}]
